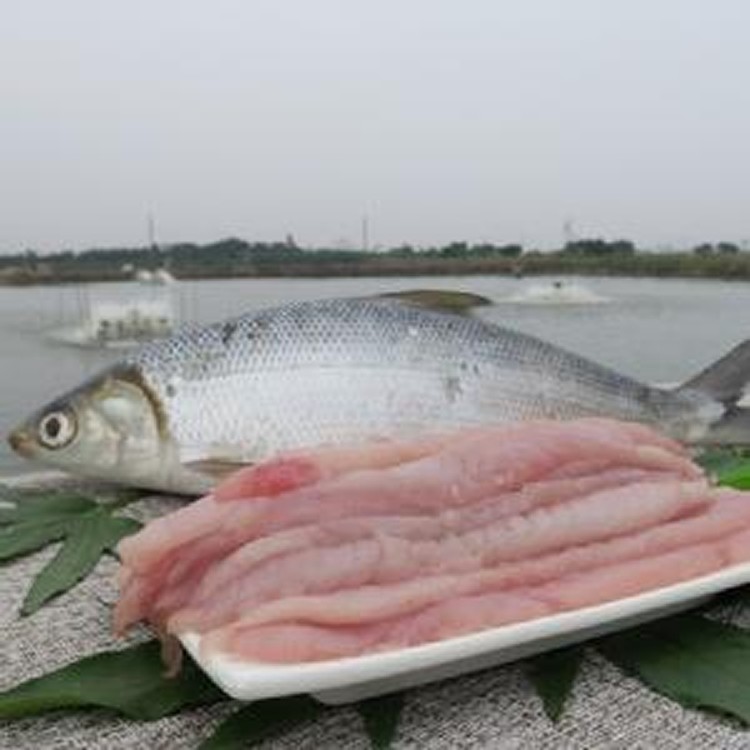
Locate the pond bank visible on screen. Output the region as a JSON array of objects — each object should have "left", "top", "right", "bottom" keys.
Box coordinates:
[{"left": 3, "top": 252, "right": 750, "bottom": 286}]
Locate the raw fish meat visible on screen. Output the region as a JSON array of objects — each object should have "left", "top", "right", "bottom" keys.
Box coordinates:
[{"left": 115, "top": 418, "right": 750, "bottom": 666}]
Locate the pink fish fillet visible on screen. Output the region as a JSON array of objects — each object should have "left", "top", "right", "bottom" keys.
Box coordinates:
[
  {"left": 192, "top": 489, "right": 748, "bottom": 635},
  {"left": 212, "top": 431, "right": 477, "bottom": 502},
  {"left": 125, "top": 466, "right": 661, "bottom": 634},
  {"left": 201, "top": 498, "right": 750, "bottom": 663},
  {"left": 167, "top": 478, "right": 708, "bottom": 633},
  {"left": 116, "top": 419, "right": 690, "bottom": 633},
  {"left": 211, "top": 419, "right": 689, "bottom": 502},
  {"left": 113, "top": 418, "right": 742, "bottom": 667},
  {"left": 115, "top": 431, "right": 463, "bottom": 633},
  {"left": 118, "top": 418, "right": 695, "bottom": 574}
]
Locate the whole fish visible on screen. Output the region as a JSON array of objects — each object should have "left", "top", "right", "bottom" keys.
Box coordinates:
[{"left": 7, "top": 293, "right": 750, "bottom": 494}]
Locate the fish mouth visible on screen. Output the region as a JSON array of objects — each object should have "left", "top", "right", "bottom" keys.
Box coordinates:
[{"left": 7, "top": 426, "right": 35, "bottom": 458}]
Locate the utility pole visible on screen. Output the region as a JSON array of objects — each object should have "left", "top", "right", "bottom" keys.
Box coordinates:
[
  {"left": 361, "top": 214, "right": 370, "bottom": 252},
  {"left": 147, "top": 212, "right": 157, "bottom": 250},
  {"left": 147, "top": 211, "right": 163, "bottom": 270}
]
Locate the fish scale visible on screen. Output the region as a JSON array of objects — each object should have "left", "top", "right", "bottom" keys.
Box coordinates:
[{"left": 127, "top": 298, "right": 682, "bottom": 463}]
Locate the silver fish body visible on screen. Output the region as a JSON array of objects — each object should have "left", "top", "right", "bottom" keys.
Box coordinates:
[{"left": 7, "top": 296, "right": 741, "bottom": 493}]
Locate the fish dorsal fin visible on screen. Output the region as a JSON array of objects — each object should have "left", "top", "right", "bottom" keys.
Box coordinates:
[
  {"left": 377, "top": 289, "right": 492, "bottom": 315},
  {"left": 679, "top": 339, "right": 750, "bottom": 406}
]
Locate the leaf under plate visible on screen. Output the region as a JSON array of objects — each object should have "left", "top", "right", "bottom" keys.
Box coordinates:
[
  {"left": 199, "top": 696, "right": 325, "bottom": 750},
  {"left": 599, "top": 614, "right": 750, "bottom": 724},
  {"left": 526, "top": 646, "right": 584, "bottom": 722},
  {"left": 0, "top": 640, "right": 225, "bottom": 721}
]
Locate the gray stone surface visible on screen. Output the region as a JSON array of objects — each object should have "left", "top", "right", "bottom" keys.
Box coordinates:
[{"left": 2, "top": 478, "right": 750, "bottom": 749}]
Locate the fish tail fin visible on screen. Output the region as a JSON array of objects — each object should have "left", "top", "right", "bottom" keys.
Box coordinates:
[
  {"left": 680, "top": 339, "right": 750, "bottom": 405},
  {"left": 678, "top": 339, "right": 750, "bottom": 445}
]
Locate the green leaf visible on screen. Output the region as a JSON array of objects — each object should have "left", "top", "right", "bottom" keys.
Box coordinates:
[
  {"left": 717, "top": 462, "right": 750, "bottom": 490},
  {"left": 0, "top": 489, "right": 100, "bottom": 522},
  {"left": 357, "top": 692, "right": 405, "bottom": 749},
  {"left": 526, "top": 646, "right": 583, "bottom": 722},
  {"left": 599, "top": 614, "right": 750, "bottom": 723},
  {"left": 0, "top": 640, "right": 225, "bottom": 720},
  {"left": 21, "top": 510, "right": 141, "bottom": 615},
  {"left": 694, "top": 448, "right": 745, "bottom": 475},
  {"left": 0, "top": 488, "right": 96, "bottom": 525},
  {"left": 694, "top": 450, "right": 750, "bottom": 488},
  {"left": 0, "top": 486, "right": 143, "bottom": 614},
  {"left": 199, "top": 696, "right": 325, "bottom": 750},
  {"left": 0, "top": 489, "right": 100, "bottom": 561},
  {"left": 0, "top": 518, "right": 72, "bottom": 561}
]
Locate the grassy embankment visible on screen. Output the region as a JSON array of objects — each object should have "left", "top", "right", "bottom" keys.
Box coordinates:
[{"left": 3, "top": 250, "right": 750, "bottom": 285}]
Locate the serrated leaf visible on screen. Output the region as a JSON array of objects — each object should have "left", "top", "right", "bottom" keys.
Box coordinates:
[
  {"left": 21, "top": 510, "right": 141, "bottom": 615},
  {"left": 526, "top": 645, "right": 583, "bottom": 722},
  {"left": 0, "top": 486, "right": 144, "bottom": 614},
  {"left": 0, "top": 640, "right": 225, "bottom": 720},
  {"left": 199, "top": 696, "right": 325, "bottom": 750},
  {"left": 0, "top": 490, "right": 100, "bottom": 561},
  {"left": 0, "top": 519, "right": 72, "bottom": 561},
  {"left": 599, "top": 614, "right": 750, "bottom": 723},
  {"left": 358, "top": 692, "right": 405, "bottom": 749}
]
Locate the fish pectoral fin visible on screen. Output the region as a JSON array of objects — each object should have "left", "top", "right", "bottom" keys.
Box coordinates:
[
  {"left": 183, "top": 458, "right": 254, "bottom": 482},
  {"left": 376, "top": 289, "right": 492, "bottom": 315}
]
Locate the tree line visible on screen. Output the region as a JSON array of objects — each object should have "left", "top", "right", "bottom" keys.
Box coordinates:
[{"left": 0, "top": 236, "right": 747, "bottom": 283}]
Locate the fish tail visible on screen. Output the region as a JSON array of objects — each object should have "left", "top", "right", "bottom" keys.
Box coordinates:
[{"left": 678, "top": 340, "right": 750, "bottom": 445}]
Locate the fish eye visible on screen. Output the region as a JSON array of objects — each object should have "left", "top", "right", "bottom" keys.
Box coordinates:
[{"left": 37, "top": 410, "right": 77, "bottom": 449}]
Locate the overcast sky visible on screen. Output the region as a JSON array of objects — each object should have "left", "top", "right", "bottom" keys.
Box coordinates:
[{"left": 2, "top": 1, "right": 749, "bottom": 253}]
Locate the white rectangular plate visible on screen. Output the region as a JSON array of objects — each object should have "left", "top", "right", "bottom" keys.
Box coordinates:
[{"left": 180, "top": 561, "right": 750, "bottom": 705}]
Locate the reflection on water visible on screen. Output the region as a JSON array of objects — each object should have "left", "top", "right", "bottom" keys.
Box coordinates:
[{"left": 2, "top": 275, "right": 750, "bottom": 474}]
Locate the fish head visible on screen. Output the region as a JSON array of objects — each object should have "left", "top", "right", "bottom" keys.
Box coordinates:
[{"left": 7, "top": 364, "right": 182, "bottom": 490}]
